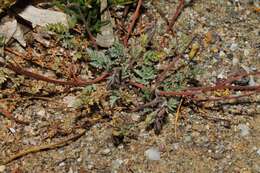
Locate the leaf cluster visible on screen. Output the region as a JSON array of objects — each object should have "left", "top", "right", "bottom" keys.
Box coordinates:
[{"left": 87, "top": 42, "right": 125, "bottom": 70}]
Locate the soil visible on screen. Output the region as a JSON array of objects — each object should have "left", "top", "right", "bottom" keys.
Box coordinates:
[{"left": 0, "top": 0, "right": 260, "bottom": 173}]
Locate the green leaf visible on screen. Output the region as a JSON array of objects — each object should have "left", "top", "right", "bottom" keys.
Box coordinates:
[
  {"left": 134, "top": 66, "right": 156, "bottom": 84},
  {"left": 87, "top": 48, "right": 111, "bottom": 70},
  {"left": 143, "top": 50, "right": 160, "bottom": 65},
  {"left": 0, "top": 34, "right": 5, "bottom": 47},
  {"left": 108, "top": 0, "right": 134, "bottom": 5},
  {"left": 46, "top": 23, "right": 69, "bottom": 34},
  {"left": 0, "top": 67, "right": 8, "bottom": 85},
  {"left": 167, "top": 98, "right": 179, "bottom": 112},
  {"left": 109, "top": 93, "right": 119, "bottom": 107},
  {"left": 108, "top": 42, "right": 124, "bottom": 59},
  {"left": 82, "top": 85, "right": 96, "bottom": 95},
  {"left": 145, "top": 111, "right": 157, "bottom": 127}
]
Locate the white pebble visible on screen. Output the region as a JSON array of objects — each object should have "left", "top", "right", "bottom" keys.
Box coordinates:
[
  {"left": 145, "top": 148, "right": 160, "bottom": 161},
  {"left": 249, "top": 76, "right": 256, "bottom": 86},
  {"left": 112, "top": 159, "right": 123, "bottom": 170},
  {"left": 232, "top": 57, "right": 239, "bottom": 66},
  {"left": 101, "top": 148, "right": 111, "bottom": 155},
  {"left": 59, "top": 162, "right": 65, "bottom": 167},
  {"left": 257, "top": 149, "right": 260, "bottom": 156},
  {"left": 37, "top": 108, "right": 45, "bottom": 117},
  {"left": 230, "top": 43, "right": 238, "bottom": 51},
  {"left": 244, "top": 49, "right": 250, "bottom": 56},
  {"left": 9, "top": 127, "right": 16, "bottom": 134},
  {"left": 0, "top": 165, "right": 6, "bottom": 172},
  {"left": 172, "top": 143, "right": 180, "bottom": 150},
  {"left": 219, "top": 51, "right": 226, "bottom": 58}
]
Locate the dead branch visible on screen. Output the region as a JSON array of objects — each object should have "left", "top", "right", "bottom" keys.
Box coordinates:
[
  {"left": 0, "top": 61, "right": 109, "bottom": 86},
  {"left": 0, "top": 108, "right": 29, "bottom": 125},
  {"left": 1, "top": 129, "right": 86, "bottom": 165},
  {"left": 167, "top": 0, "right": 185, "bottom": 32},
  {"left": 124, "top": 0, "right": 143, "bottom": 46}
]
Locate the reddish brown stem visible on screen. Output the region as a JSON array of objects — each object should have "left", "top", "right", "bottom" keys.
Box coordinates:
[
  {"left": 158, "top": 85, "right": 260, "bottom": 97},
  {"left": 167, "top": 0, "right": 185, "bottom": 32},
  {"left": 219, "top": 71, "right": 260, "bottom": 85},
  {"left": 0, "top": 61, "right": 110, "bottom": 86},
  {"left": 155, "top": 55, "right": 181, "bottom": 86},
  {"left": 128, "top": 80, "right": 145, "bottom": 89},
  {"left": 131, "top": 97, "right": 162, "bottom": 112},
  {"left": 124, "top": 0, "right": 143, "bottom": 46},
  {"left": 129, "top": 72, "right": 260, "bottom": 100},
  {"left": 0, "top": 108, "right": 29, "bottom": 125}
]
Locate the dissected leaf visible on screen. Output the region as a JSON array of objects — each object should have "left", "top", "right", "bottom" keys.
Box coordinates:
[
  {"left": 107, "top": 42, "right": 124, "bottom": 59},
  {"left": 134, "top": 66, "right": 156, "bottom": 85},
  {"left": 143, "top": 50, "right": 160, "bottom": 65},
  {"left": 87, "top": 48, "right": 111, "bottom": 70},
  {"left": 0, "top": 67, "right": 8, "bottom": 85},
  {"left": 167, "top": 98, "right": 179, "bottom": 112}
]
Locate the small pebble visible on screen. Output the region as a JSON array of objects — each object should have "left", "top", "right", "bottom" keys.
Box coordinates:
[
  {"left": 37, "top": 108, "right": 45, "bottom": 117},
  {"left": 172, "top": 143, "right": 180, "bottom": 150},
  {"left": 68, "top": 167, "right": 73, "bottom": 173},
  {"left": 101, "top": 148, "right": 111, "bottom": 155},
  {"left": 0, "top": 165, "right": 6, "bottom": 172},
  {"left": 59, "top": 162, "right": 65, "bottom": 167},
  {"left": 238, "top": 124, "right": 250, "bottom": 136},
  {"left": 9, "top": 127, "right": 16, "bottom": 134},
  {"left": 230, "top": 43, "right": 238, "bottom": 51},
  {"left": 87, "top": 164, "right": 94, "bottom": 170},
  {"left": 183, "top": 135, "right": 192, "bottom": 143},
  {"left": 145, "top": 148, "right": 160, "bottom": 161},
  {"left": 111, "top": 159, "right": 123, "bottom": 170},
  {"left": 249, "top": 77, "right": 256, "bottom": 86},
  {"left": 257, "top": 149, "right": 260, "bottom": 156},
  {"left": 219, "top": 51, "right": 226, "bottom": 58},
  {"left": 244, "top": 49, "right": 250, "bottom": 56},
  {"left": 232, "top": 57, "right": 239, "bottom": 65}
]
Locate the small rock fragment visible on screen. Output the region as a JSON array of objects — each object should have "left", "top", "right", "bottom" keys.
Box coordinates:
[
  {"left": 111, "top": 159, "right": 123, "bottom": 171},
  {"left": 145, "top": 147, "right": 160, "bottom": 160},
  {"left": 37, "top": 108, "right": 45, "bottom": 117},
  {"left": 257, "top": 148, "right": 260, "bottom": 156},
  {"left": 172, "top": 143, "right": 180, "bottom": 150},
  {"left": 0, "top": 165, "right": 5, "bottom": 172},
  {"left": 101, "top": 148, "right": 111, "bottom": 155},
  {"left": 183, "top": 135, "right": 192, "bottom": 143},
  {"left": 238, "top": 124, "right": 250, "bottom": 136},
  {"left": 230, "top": 43, "right": 238, "bottom": 51}
]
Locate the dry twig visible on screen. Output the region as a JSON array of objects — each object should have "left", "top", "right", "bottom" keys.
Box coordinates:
[
  {"left": 167, "top": 0, "right": 185, "bottom": 32},
  {"left": 174, "top": 98, "right": 183, "bottom": 138},
  {"left": 0, "top": 108, "right": 29, "bottom": 125},
  {"left": 1, "top": 129, "right": 86, "bottom": 165},
  {"left": 0, "top": 61, "right": 110, "bottom": 86},
  {"left": 124, "top": 0, "right": 143, "bottom": 46}
]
